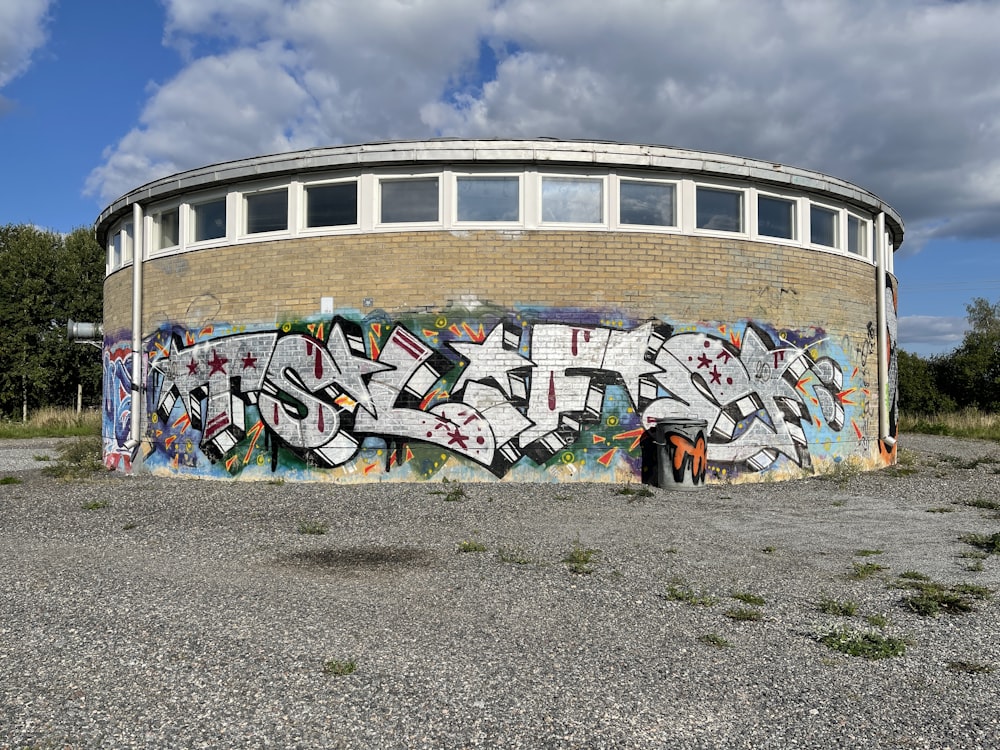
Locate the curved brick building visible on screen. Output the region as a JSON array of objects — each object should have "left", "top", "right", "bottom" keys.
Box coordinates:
[{"left": 97, "top": 139, "right": 902, "bottom": 483}]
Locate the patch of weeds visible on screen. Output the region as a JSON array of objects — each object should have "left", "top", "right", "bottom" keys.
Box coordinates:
[
  {"left": 81, "top": 500, "right": 108, "bottom": 510},
  {"left": 267, "top": 477, "right": 285, "bottom": 486},
  {"left": 122, "top": 522, "right": 138, "bottom": 531},
  {"left": 323, "top": 659, "right": 357, "bottom": 676},
  {"left": 960, "top": 532, "right": 1000, "bottom": 555},
  {"left": 663, "top": 547, "right": 678, "bottom": 554},
  {"left": 854, "top": 549, "right": 884, "bottom": 557},
  {"left": 761, "top": 546, "right": 777, "bottom": 554},
  {"left": 851, "top": 561, "right": 887, "bottom": 580},
  {"left": 962, "top": 497, "right": 1000, "bottom": 511},
  {"left": 947, "top": 660, "right": 994, "bottom": 675},
  {"left": 663, "top": 579, "right": 716, "bottom": 607},
  {"left": 964, "top": 558, "right": 985, "bottom": 572},
  {"left": 563, "top": 539, "right": 599, "bottom": 574},
  {"left": 430, "top": 480, "right": 466, "bottom": 503},
  {"left": 820, "top": 458, "right": 862, "bottom": 486},
  {"left": 724, "top": 607, "right": 763, "bottom": 622},
  {"left": 32, "top": 454, "right": 51, "bottom": 462},
  {"left": 817, "top": 625, "right": 907, "bottom": 660},
  {"left": 457, "top": 538, "right": 487, "bottom": 553},
  {"left": 297, "top": 520, "right": 328, "bottom": 535},
  {"left": 960, "top": 550, "right": 989, "bottom": 560},
  {"left": 926, "top": 507, "right": 954, "bottom": 514},
  {"left": 731, "top": 592, "right": 766, "bottom": 606},
  {"left": 866, "top": 613, "right": 890, "bottom": 628},
  {"left": 0, "top": 476, "right": 22, "bottom": 485},
  {"left": 896, "top": 578, "right": 990, "bottom": 617},
  {"left": 897, "top": 448, "right": 917, "bottom": 468},
  {"left": 699, "top": 633, "right": 732, "bottom": 649},
  {"left": 818, "top": 597, "right": 858, "bottom": 616},
  {"left": 831, "top": 500, "right": 846, "bottom": 507},
  {"left": 42, "top": 437, "right": 105, "bottom": 479},
  {"left": 615, "top": 483, "right": 654, "bottom": 499},
  {"left": 886, "top": 466, "right": 918, "bottom": 477},
  {"left": 898, "top": 570, "right": 931, "bottom": 581},
  {"left": 497, "top": 546, "right": 531, "bottom": 564}
]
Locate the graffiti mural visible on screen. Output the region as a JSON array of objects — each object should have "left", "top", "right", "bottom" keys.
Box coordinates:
[
  {"left": 102, "top": 343, "right": 133, "bottom": 471},
  {"left": 122, "top": 306, "right": 881, "bottom": 482},
  {"left": 881, "top": 275, "right": 899, "bottom": 460}
]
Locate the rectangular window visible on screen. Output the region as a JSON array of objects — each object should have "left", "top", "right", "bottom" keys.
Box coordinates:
[
  {"left": 810, "top": 205, "right": 838, "bottom": 247},
  {"left": 155, "top": 208, "right": 179, "bottom": 250},
  {"left": 697, "top": 187, "right": 742, "bottom": 232},
  {"left": 193, "top": 198, "right": 227, "bottom": 241},
  {"left": 848, "top": 215, "right": 867, "bottom": 256},
  {"left": 110, "top": 235, "right": 121, "bottom": 269},
  {"left": 380, "top": 177, "right": 439, "bottom": 223},
  {"left": 246, "top": 189, "right": 288, "bottom": 234},
  {"left": 541, "top": 176, "right": 603, "bottom": 223},
  {"left": 306, "top": 181, "right": 357, "bottom": 227},
  {"left": 619, "top": 180, "right": 675, "bottom": 226},
  {"left": 757, "top": 195, "right": 795, "bottom": 239},
  {"left": 121, "top": 222, "right": 133, "bottom": 263},
  {"left": 457, "top": 176, "right": 519, "bottom": 222}
]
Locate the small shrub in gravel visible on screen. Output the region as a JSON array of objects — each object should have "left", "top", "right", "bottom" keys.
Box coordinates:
[
  {"left": 457, "top": 538, "right": 487, "bottom": 553},
  {"left": 960, "top": 532, "right": 1000, "bottom": 555},
  {"left": 0, "top": 476, "right": 22, "bottom": 485},
  {"left": 854, "top": 549, "right": 884, "bottom": 557},
  {"left": 851, "top": 561, "right": 887, "bottom": 580},
  {"left": 663, "top": 580, "right": 716, "bottom": 606},
  {"left": 563, "top": 540, "right": 598, "bottom": 574},
  {"left": 323, "top": 659, "right": 357, "bottom": 676},
  {"left": 818, "top": 597, "right": 858, "bottom": 617},
  {"left": 817, "top": 626, "right": 908, "bottom": 659},
  {"left": 699, "top": 633, "right": 732, "bottom": 649},
  {"left": 81, "top": 500, "right": 109, "bottom": 510},
  {"left": 724, "top": 607, "right": 763, "bottom": 622},
  {"left": 297, "top": 520, "right": 328, "bottom": 535},
  {"left": 43, "top": 436, "right": 105, "bottom": 479},
  {"left": 962, "top": 497, "right": 1000, "bottom": 511},
  {"left": 731, "top": 592, "right": 766, "bottom": 606},
  {"left": 896, "top": 578, "right": 990, "bottom": 617}
]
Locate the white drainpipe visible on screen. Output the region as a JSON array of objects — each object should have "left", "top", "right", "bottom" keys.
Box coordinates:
[
  {"left": 875, "top": 212, "right": 893, "bottom": 447},
  {"left": 128, "top": 202, "right": 144, "bottom": 457}
]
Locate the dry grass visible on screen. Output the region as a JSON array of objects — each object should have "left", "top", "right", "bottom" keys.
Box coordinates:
[
  {"left": 900, "top": 409, "right": 1000, "bottom": 442},
  {"left": 0, "top": 408, "right": 101, "bottom": 439}
]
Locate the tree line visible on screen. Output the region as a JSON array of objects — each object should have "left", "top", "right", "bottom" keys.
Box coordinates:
[
  {"left": 898, "top": 297, "right": 1000, "bottom": 414},
  {"left": 0, "top": 224, "right": 104, "bottom": 420}
]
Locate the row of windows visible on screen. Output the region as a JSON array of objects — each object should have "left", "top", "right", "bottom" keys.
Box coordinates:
[{"left": 106, "top": 169, "right": 887, "bottom": 273}]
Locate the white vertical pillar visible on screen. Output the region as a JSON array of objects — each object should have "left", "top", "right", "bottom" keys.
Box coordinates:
[{"left": 129, "top": 202, "right": 144, "bottom": 455}]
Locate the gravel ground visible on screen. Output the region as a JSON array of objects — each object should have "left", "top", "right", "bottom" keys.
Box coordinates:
[{"left": 1, "top": 433, "right": 999, "bottom": 749}]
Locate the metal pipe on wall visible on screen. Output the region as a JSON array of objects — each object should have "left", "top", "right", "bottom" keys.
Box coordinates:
[
  {"left": 875, "top": 212, "right": 893, "bottom": 447},
  {"left": 129, "top": 202, "right": 144, "bottom": 456}
]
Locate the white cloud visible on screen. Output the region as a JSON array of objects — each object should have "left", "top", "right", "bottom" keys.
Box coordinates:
[
  {"left": 898, "top": 315, "right": 968, "bottom": 348},
  {"left": 86, "top": 0, "right": 1000, "bottom": 249},
  {"left": 0, "top": 0, "right": 52, "bottom": 91}
]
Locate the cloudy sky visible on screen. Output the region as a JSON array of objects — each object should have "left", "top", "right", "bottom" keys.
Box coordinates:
[{"left": 2, "top": 0, "right": 998, "bottom": 354}]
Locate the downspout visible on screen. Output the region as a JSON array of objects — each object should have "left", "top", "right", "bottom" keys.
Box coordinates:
[
  {"left": 128, "top": 202, "right": 144, "bottom": 462},
  {"left": 875, "top": 212, "right": 894, "bottom": 447}
]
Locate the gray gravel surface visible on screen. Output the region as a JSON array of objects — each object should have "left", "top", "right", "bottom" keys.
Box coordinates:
[{"left": 2, "top": 433, "right": 999, "bottom": 749}]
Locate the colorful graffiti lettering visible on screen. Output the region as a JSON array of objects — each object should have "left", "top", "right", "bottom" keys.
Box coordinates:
[
  {"left": 102, "top": 346, "right": 133, "bottom": 471},
  {"left": 666, "top": 428, "right": 707, "bottom": 487},
  {"left": 131, "top": 308, "right": 869, "bottom": 482}
]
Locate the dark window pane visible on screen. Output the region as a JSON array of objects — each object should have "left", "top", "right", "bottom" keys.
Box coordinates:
[
  {"left": 194, "top": 198, "right": 227, "bottom": 241},
  {"left": 246, "top": 189, "right": 288, "bottom": 234},
  {"left": 542, "top": 177, "right": 603, "bottom": 223},
  {"left": 381, "top": 178, "right": 439, "bottom": 223},
  {"left": 307, "top": 182, "right": 357, "bottom": 227},
  {"left": 811, "top": 205, "right": 838, "bottom": 247},
  {"left": 848, "top": 215, "right": 866, "bottom": 256},
  {"left": 157, "top": 209, "right": 179, "bottom": 249},
  {"left": 697, "top": 187, "right": 742, "bottom": 232},
  {"left": 620, "top": 180, "right": 675, "bottom": 226},
  {"left": 758, "top": 196, "right": 795, "bottom": 239},
  {"left": 457, "top": 177, "right": 519, "bottom": 221}
]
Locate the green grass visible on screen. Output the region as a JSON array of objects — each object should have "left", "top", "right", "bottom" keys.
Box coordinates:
[
  {"left": 615, "top": 483, "right": 654, "bottom": 499},
  {"left": 724, "top": 607, "right": 763, "bottom": 622},
  {"left": 0, "top": 408, "right": 102, "bottom": 439},
  {"left": 0, "top": 476, "right": 22, "bottom": 485},
  {"left": 850, "top": 561, "right": 887, "bottom": 580},
  {"left": 81, "top": 499, "right": 108, "bottom": 510},
  {"left": 959, "top": 532, "right": 1000, "bottom": 555},
  {"left": 563, "top": 540, "right": 598, "bottom": 574},
  {"left": 865, "top": 613, "right": 890, "bottom": 628},
  {"left": 297, "top": 520, "right": 328, "bottom": 535},
  {"left": 854, "top": 549, "right": 884, "bottom": 557},
  {"left": 818, "top": 597, "right": 858, "bottom": 617},
  {"left": 323, "top": 659, "right": 357, "bottom": 676},
  {"left": 429, "top": 480, "right": 466, "bottom": 502},
  {"left": 457, "top": 538, "right": 487, "bottom": 553},
  {"left": 663, "top": 579, "right": 716, "bottom": 607},
  {"left": 699, "top": 633, "right": 732, "bottom": 649},
  {"left": 895, "top": 578, "right": 991, "bottom": 617},
  {"left": 817, "top": 626, "right": 907, "bottom": 659},
  {"left": 900, "top": 409, "right": 1000, "bottom": 441},
  {"left": 962, "top": 497, "right": 1000, "bottom": 511},
  {"left": 731, "top": 592, "right": 766, "bottom": 606},
  {"left": 41, "top": 436, "right": 105, "bottom": 479}
]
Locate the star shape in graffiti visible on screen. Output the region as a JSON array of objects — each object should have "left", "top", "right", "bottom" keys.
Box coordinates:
[
  {"left": 207, "top": 351, "right": 228, "bottom": 375},
  {"left": 696, "top": 353, "right": 712, "bottom": 369},
  {"left": 324, "top": 323, "right": 394, "bottom": 418},
  {"left": 445, "top": 425, "right": 469, "bottom": 449},
  {"left": 186, "top": 359, "right": 199, "bottom": 375},
  {"left": 709, "top": 365, "right": 722, "bottom": 384},
  {"left": 242, "top": 352, "right": 257, "bottom": 369},
  {"left": 450, "top": 325, "right": 534, "bottom": 399}
]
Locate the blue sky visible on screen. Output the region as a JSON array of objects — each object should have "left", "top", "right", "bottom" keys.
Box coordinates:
[{"left": 2, "top": 0, "right": 998, "bottom": 357}]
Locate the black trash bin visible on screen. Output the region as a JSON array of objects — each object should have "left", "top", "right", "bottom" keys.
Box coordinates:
[{"left": 651, "top": 417, "right": 708, "bottom": 490}]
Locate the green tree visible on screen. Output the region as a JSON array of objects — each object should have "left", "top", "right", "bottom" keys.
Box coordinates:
[
  {"left": 0, "top": 224, "right": 104, "bottom": 419},
  {"left": 935, "top": 297, "right": 1000, "bottom": 412},
  {"left": 897, "top": 349, "right": 955, "bottom": 414}
]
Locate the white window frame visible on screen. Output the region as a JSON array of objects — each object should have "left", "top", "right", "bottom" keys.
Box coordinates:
[
  {"left": 452, "top": 171, "right": 523, "bottom": 227},
  {"left": 375, "top": 172, "right": 443, "bottom": 228},
  {"left": 538, "top": 172, "right": 607, "bottom": 227},
  {"left": 692, "top": 182, "right": 748, "bottom": 237},
  {"left": 846, "top": 212, "right": 870, "bottom": 260},
  {"left": 299, "top": 175, "right": 361, "bottom": 235},
  {"left": 614, "top": 174, "right": 680, "bottom": 231},
  {"left": 240, "top": 183, "right": 292, "bottom": 239},
  {"left": 149, "top": 203, "right": 182, "bottom": 255},
  {"left": 752, "top": 189, "right": 800, "bottom": 245},
  {"left": 188, "top": 190, "right": 232, "bottom": 247}
]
